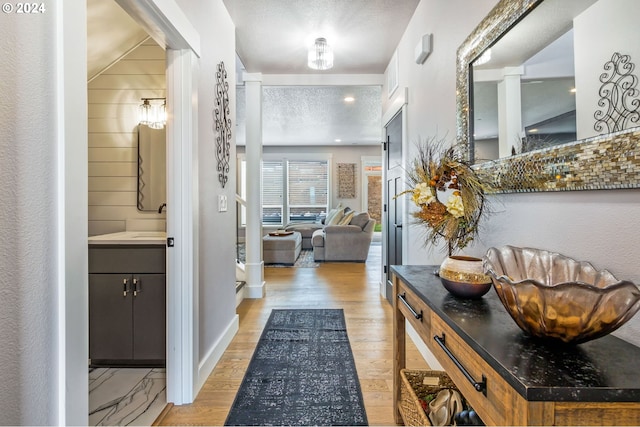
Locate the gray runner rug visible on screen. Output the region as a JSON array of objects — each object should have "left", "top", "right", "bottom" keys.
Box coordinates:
[{"left": 224, "top": 309, "right": 368, "bottom": 426}]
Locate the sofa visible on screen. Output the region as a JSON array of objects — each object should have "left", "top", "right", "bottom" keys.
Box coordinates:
[{"left": 310, "top": 211, "right": 376, "bottom": 262}]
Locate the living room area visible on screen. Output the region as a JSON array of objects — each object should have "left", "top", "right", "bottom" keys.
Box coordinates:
[{"left": 235, "top": 143, "right": 383, "bottom": 267}]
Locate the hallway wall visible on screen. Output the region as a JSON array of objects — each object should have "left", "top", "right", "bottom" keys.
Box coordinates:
[
  {"left": 0, "top": 1, "right": 88, "bottom": 424},
  {"left": 174, "top": 0, "right": 239, "bottom": 384}
]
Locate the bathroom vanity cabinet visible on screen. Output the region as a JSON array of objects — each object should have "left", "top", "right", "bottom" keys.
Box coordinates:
[{"left": 89, "top": 243, "right": 166, "bottom": 367}]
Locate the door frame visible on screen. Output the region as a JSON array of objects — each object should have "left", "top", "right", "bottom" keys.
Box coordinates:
[
  {"left": 114, "top": 0, "right": 201, "bottom": 406},
  {"left": 61, "top": 1, "right": 200, "bottom": 421},
  {"left": 381, "top": 88, "right": 408, "bottom": 299}
]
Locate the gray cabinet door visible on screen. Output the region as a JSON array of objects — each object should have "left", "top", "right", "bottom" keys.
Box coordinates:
[
  {"left": 132, "top": 274, "right": 166, "bottom": 360},
  {"left": 89, "top": 274, "right": 134, "bottom": 361}
]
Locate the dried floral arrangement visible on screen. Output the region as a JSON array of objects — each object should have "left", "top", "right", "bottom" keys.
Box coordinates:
[{"left": 396, "top": 136, "right": 492, "bottom": 254}]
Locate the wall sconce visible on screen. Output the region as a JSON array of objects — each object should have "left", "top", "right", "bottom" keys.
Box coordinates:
[
  {"left": 139, "top": 98, "right": 166, "bottom": 129},
  {"left": 308, "top": 37, "right": 334, "bottom": 70}
]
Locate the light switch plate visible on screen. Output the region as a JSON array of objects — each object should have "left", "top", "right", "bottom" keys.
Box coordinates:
[{"left": 218, "top": 195, "right": 228, "bottom": 212}]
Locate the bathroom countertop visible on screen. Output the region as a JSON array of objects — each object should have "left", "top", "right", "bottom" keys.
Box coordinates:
[{"left": 88, "top": 231, "right": 167, "bottom": 246}]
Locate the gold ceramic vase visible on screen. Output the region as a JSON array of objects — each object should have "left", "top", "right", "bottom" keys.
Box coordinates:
[{"left": 438, "top": 255, "right": 492, "bottom": 299}]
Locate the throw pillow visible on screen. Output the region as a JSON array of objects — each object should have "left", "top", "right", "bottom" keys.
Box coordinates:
[
  {"left": 349, "top": 212, "right": 371, "bottom": 229},
  {"left": 324, "top": 203, "right": 343, "bottom": 224},
  {"left": 338, "top": 210, "right": 355, "bottom": 225},
  {"left": 324, "top": 208, "right": 337, "bottom": 224},
  {"left": 327, "top": 207, "right": 346, "bottom": 225}
]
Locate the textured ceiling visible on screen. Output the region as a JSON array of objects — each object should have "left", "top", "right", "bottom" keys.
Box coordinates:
[
  {"left": 224, "top": 0, "right": 417, "bottom": 145},
  {"left": 222, "top": 0, "right": 420, "bottom": 74},
  {"left": 236, "top": 85, "right": 382, "bottom": 145}
]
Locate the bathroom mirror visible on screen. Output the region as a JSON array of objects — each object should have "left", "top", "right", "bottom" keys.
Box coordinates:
[
  {"left": 137, "top": 124, "right": 166, "bottom": 211},
  {"left": 457, "top": 0, "right": 640, "bottom": 192}
]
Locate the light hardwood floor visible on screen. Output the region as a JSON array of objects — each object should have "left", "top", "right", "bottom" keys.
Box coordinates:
[{"left": 156, "top": 245, "right": 429, "bottom": 426}]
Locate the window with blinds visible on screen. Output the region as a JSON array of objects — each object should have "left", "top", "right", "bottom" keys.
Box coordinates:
[
  {"left": 241, "top": 158, "right": 329, "bottom": 226},
  {"left": 287, "top": 160, "right": 328, "bottom": 222},
  {"left": 262, "top": 160, "right": 284, "bottom": 224}
]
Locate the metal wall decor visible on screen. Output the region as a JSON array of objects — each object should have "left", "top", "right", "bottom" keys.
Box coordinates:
[
  {"left": 215, "top": 61, "right": 232, "bottom": 188},
  {"left": 594, "top": 52, "right": 640, "bottom": 134}
]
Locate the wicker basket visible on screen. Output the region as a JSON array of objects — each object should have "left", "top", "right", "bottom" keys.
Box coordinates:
[{"left": 398, "top": 369, "right": 458, "bottom": 426}]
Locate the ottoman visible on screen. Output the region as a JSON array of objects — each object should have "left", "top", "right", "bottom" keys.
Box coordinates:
[
  {"left": 284, "top": 222, "right": 324, "bottom": 249},
  {"left": 263, "top": 231, "right": 302, "bottom": 265}
]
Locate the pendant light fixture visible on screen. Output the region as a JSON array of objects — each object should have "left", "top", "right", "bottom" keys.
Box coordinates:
[{"left": 307, "top": 37, "right": 334, "bottom": 71}]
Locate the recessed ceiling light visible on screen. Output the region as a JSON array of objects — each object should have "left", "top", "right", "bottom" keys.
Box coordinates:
[
  {"left": 344, "top": 96, "right": 355, "bottom": 103},
  {"left": 570, "top": 87, "right": 577, "bottom": 93},
  {"left": 334, "top": 139, "right": 342, "bottom": 143}
]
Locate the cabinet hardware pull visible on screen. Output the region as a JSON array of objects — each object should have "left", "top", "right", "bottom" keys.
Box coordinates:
[
  {"left": 434, "top": 333, "right": 486, "bottom": 395},
  {"left": 123, "top": 278, "right": 128, "bottom": 296},
  {"left": 398, "top": 293, "right": 423, "bottom": 321},
  {"left": 133, "top": 278, "right": 141, "bottom": 296}
]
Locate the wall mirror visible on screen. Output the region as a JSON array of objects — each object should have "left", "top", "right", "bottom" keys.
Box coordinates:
[
  {"left": 457, "top": 0, "right": 640, "bottom": 193},
  {"left": 137, "top": 124, "right": 166, "bottom": 211}
]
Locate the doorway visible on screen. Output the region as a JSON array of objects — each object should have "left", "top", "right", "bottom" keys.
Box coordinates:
[
  {"left": 384, "top": 110, "right": 403, "bottom": 305},
  {"left": 80, "top": 2, "right": 200, "bottom": 423}
]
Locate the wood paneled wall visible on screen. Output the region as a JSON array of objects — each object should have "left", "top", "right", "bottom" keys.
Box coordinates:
[{"left": 88, "top": 39, "right": 166, "bottom": 236}]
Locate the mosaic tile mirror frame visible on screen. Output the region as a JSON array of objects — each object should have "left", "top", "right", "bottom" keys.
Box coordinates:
[{"left": 457, "top": 0, "right": 640, "bottom": 193}]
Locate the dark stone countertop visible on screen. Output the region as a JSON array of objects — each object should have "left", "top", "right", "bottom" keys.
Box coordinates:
[{"left": 391, "top": 265, "right": 640, "bottom": 402}]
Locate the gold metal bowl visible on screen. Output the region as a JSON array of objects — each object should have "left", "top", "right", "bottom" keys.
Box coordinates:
[{"left": 483, "top": 245, "right": 640, "bottom": 344}]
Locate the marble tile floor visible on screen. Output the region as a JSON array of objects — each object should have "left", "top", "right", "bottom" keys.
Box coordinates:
[{"left": 89, "top": 367, "right": 166, "bottom": 426}]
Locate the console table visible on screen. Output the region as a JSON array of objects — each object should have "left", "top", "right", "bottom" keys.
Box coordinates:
[{"left": 392, "top": 265, "right": 640, "bottom": 426}]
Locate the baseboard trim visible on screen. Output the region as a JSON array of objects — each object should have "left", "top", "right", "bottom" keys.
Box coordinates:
[
  {"left": 245, "top": 281, "right": 266, "bottom": 298},
  {"left": 196, "top": 314, "right": 239, "bottom": 394},
  {"left": 235, "top": 286, "right": 245, "bottom": 307}
]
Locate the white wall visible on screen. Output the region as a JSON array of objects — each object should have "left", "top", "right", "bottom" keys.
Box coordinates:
[
  {"left": 388, "top": 0, "right": 640, "bottom": 347},
  {"left": 0, "top": 0, "right": 88, "bottom": 424},
  {"left": 88, "top": 39, "right": 167, "bottom": 236},
  {"left": 0, "top": 10, "right": 58, "bottom": 424},
  {"left": 174, "top": 0, "right": 239, "bottom": 380}
]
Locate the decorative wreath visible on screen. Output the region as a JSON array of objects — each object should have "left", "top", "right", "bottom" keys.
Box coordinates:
[{"left": 396, "top": 137, "right": 491, "bottom": 254}]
